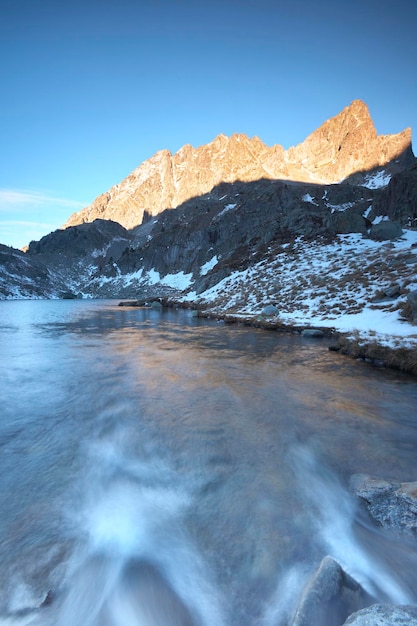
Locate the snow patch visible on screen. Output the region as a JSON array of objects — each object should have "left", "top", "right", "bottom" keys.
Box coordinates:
[
  {"left": 200, "top": 256, "right": 218, "bottom": 276},
  {"left": 302, "top": 193, "right": 318, "bottom": 205},
  {"left": 361, "top": 171, "right": 392, "bottom": 189},
  {"left": 327, "top": 201, "right": 355, "bottom": 213},
  {"left": 160, "top": 271, "right": 193, "bottom": 290},
  {"left": 363, "top": 205, "right": 372, "bottom": 219},
  {"left": 372, "top": 215, "right": 389, "bottom": 225},
  {"left": 218, "top": 203, "right": 237, "bottom": 217},
  {"left": 123, "top": 268, "right": 144, "bottom": 284},
  {"left": 146, "top": 269, "right": 161, "bottom": 285}
]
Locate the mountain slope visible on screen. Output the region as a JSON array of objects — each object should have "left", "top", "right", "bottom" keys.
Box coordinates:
[
  {"left": 2, "top": 100, "right": 417, "bottom": 365},
  {"left": 63, "top": 100, "right": 413, "bottom": 231}
]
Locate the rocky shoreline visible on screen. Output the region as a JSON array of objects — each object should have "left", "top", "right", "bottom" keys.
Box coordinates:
[{"left": 118, "top": 299, "right": 417, "bottom": 377}]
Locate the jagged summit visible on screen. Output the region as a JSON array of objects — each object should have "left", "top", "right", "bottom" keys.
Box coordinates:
[
  {"left": 64, "top": 100, "right": 414, "bottom": 230},
  {"left": 287, "top": 99, "right": 412, "bottom": 183}
]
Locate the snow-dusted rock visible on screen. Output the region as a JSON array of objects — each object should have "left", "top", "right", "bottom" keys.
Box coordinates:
[{"left": 261, "top": 304, "right": 279, "bottom": 317}]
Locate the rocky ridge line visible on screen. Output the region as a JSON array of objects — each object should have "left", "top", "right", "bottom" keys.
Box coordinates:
[{"left": 63, "top": 100, "right": 413, "bottom": 230}]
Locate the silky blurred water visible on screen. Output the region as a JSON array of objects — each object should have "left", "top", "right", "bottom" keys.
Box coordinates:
[{"left": 1, "top": 300, "right": 417, "bottom": 625}]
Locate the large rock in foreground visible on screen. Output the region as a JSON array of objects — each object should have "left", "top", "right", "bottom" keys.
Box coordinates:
[{"left": 291, "top": 556, "right": 370, "bottom": 626}]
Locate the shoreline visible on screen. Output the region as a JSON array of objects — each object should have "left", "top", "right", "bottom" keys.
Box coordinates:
[{"left": 118, "top": 298, "right": 417, "bottom": 377}]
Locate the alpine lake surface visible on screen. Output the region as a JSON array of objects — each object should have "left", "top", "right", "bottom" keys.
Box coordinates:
[{"left": 1, "top": 299, "right": 417, "bottom": 626}]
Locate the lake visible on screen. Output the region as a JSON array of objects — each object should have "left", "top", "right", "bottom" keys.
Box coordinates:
[{"left": 1, "top": 299, "right": 417, "bottom": 625}]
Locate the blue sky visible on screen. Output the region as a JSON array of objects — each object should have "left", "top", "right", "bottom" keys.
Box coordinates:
[{"left": 1, "top": 0, "right": 416, "bottom": 249}]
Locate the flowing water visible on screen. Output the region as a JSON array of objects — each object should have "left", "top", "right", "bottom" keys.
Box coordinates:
[{"left": 1, "top": 300, "right": 417, "bottom": 625}]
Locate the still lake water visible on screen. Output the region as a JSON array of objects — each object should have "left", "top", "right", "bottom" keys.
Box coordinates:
[{"left": 1, "top": 299, "right": 417, "bottom": 625}]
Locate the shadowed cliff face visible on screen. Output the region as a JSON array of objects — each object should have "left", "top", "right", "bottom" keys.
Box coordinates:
[
  {"left": 0, "top": 221, "right": 132, "bottom": 299},
  {"left": 372, "top": 162, "right": 417, "bottom": 226},
  {"left": 116, "top": 178, "right": 373, "bottom": 284},
  {"left": 63, "top": 100, "right": 414, "bottom": 231},
  {"left": 27, "top": 220, "right": 131, "bottom": 258},
  {"left": 109, "top": 153, "right": 415, "bottom": 285}
]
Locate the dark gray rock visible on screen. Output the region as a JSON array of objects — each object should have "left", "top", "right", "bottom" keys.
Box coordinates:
[
  {"left": 384, "top": 283, "right": 401, "bottom": 298},
  {"left": 291, "top": 556, "right": 370, "bottom": 626},
  {"left": 406, "top": 289, "right": 417, "bottom": 322},
  {"left": 118, "top": 178, "right": 375, "bottom": 294},
  {"left": 327, "top": 206, "right": 368, "bottom": 236},
  {"left": 369, "top": 220, "right": 403, "bottom": 241},
  {"left": 301, "top": 328, "right": 325, "bottom": 338},
  {"left": 261, "top": 304, "right": 279, "bottom": 316},
  {"left": 343, "top": 603, "right": 417, "bottom": 625},
  {"left": 150, "top": 300, "right": 163, "bottom": 310},
  {"left": 351, "top": 474, "right": 417, "bottom": 536}
]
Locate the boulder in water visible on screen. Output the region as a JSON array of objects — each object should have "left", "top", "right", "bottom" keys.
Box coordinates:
[
  {"left": 301, "top": 328, "right": 324, "bottom": 338},
  {"left": 342, "top": 603, "right": 417, "bottom": 625},
  {"left": 351, "top": 474, "right": 417, "bottom": 536},
  {"left": 290, "top": 555, "right": 370, "bottom": 626}
]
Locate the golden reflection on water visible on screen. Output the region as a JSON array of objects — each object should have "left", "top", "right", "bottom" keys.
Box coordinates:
[{"left": 82, "top": 313, "right": 417, "bottom": 485}]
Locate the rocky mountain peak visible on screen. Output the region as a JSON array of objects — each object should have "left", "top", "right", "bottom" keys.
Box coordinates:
[
  {"left": 285, "top": 99, "right": 412, "bottom": 183},
  {"left": 63, "top": 100, "right": 414, "bottom": 231}
]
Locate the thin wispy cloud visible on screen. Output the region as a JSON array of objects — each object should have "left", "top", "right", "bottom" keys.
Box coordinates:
[
  {"left": 0, "top": 189, "right": 86, "bottom": 211},
  {"left": 0, "top": 188, "right": 88, "bottom": 248},
  {"left": 1, "top": 220, "right": 58, "bottom": 229}
]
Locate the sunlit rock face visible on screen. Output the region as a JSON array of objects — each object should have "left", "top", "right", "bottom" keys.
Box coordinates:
[
  {"left": 63, "top": 100, "right": 414, "bottom": 230},
  {"left": 285, "top": 99, "right": 413, "bottom": 184}
]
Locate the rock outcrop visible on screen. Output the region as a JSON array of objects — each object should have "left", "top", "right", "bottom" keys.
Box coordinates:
[
  {"left": 63, "top": 100, "right": 413, "bottom": 231},
  {"left": 0, "top": 244, "right": 59, "bottom": 299},
  {"left": 27, "top": 219, "right": 131, "bottom": 260},
  {"left": 0, "top": 220, "right": 133, "bottom": 299}
]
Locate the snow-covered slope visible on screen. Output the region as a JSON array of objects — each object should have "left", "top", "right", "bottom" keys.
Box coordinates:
[{"left": 179, "top": 230, "right": 417, "bottom": 349}]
